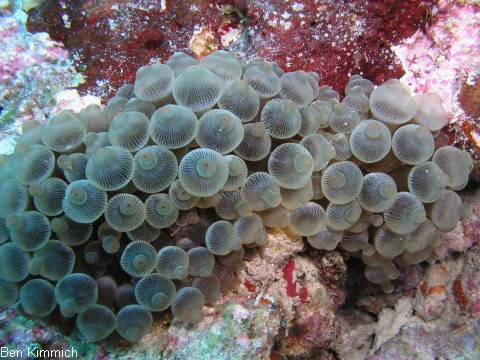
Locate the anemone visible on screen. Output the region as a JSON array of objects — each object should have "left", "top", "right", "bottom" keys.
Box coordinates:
[
  {"left": 13, "top": 143, "right": 55, "bottom": 185},
  {"left": 196, "top": 109, "right": 244, "bottom": 154},
  {"left": 391, "top": 124, "right": 434, "bottom": 165},
  {"left": 429, "top": 190, "right": 471, "bottom": 232},
  {"left": 83, "top": 241, "right": 113, "bottom": 267},
  {"left": 104, "top": 194, "right": 147, "bottom": 232},
  {"left": 326, "top": 200, "right": 362, "bottom": 231},
  {"left": 120, "top": 241, "right": 157, "bottom": 277},
  {"left": 364, "top": 266, "right": 394, "bottom": 293},
  {"left": 384, "top": 192, "right": 426, "bottom": 234},
  {"left": 29, "top": 178, "right": 67, "bottom": 216},
  {"left": 145, "top": 193, "right": 179, "bottom": 229},
  {"left": 369, "top": 82, "right": 417, "bottom": 125},
  {"left": 342, "top": 86, "right": 370, "bottom": 118},
  {"left": 115, "top": 284, "right": 137, "bottom": 310},
  {"left": 57, "top": 153, "right": 88, "bottom": 182},
  {"left": 307, "top": 227, "right": 344, "bottom": 251},
  {"left": 86, "top": 146, "right": 134, "bottom": 191},
  {"left": 328, "top": 103, "right": 361, "bottom": 134},
  {"left": 345, "top": 75, "right": 374, "bottom": 97},
  {"left": 297, "top": 106, "right": 323, "bottom": 137},
  {"left": 0, "top": 219, "right": 8, "bottom": 245},
  {"left": 317, "top": 85, "right": 340, "bottom": 102},
  {"left": 18, "top": 120, "right": 43, "bottom": 145},
  {"left": 40, "top": 113, "right": 86, "bottom": 152},
  {"left": 199, "top": 50, "right": 243, "bottom": 84},
  {"left": 96, "top": 276, "right": 118, "bottom": 307},
  {"left": 83, "top": 132, "right": 110, "bottom": 158},
  {"left": 432, "top": 146, "right": 473, "bottom": 190},
  {"left": 234, "top": 123, "right": 272, "bottom": 161},
  {"left": 126, "top": 221, "right": 161, "bottom": 243},
  {"left": 134, "top": 64, "right": 174, "bottom": 103},
  {"left": 156, "top": 246, "right": 189, "bottom": 280},
  {"left": 268, "top": 143, "right": 314, "bottom": 190},
  {"left": 321, "top": 161, "right": 363, "bottom": 205},
  {"left": 187, "top": 247, "right": 215, "bottom": 277},
  {"left": 243, "top": 62, "right": 281, "bottom": 99},
  {"left": 28, "top": 240, "right": 75, "bottom": 281},
  {"left": 124, "top": 98, "right": 156, "bottom": 118},
  {"left": 165, "top": 51, "right": 198, "bottom": 75},
  {"left": 412, "top": 93, "right": 448, "bottom": 131},
  {"left": 256, "top": 205, "right": 291, "bottom": 228},
  {"left": 20, "top": 279, "right": 56, "bottom": 317},
  {"left": 280, "top": 70, "right": 315, "bottom": 106},
  {"left": 0, "top": 243, "right": 30, "bottom": 282},
  {"left": 168, "top": 180, "right": 200, "bottom": 210},
  {"left": 260, "top": 99, "right": 302, "bottom": 139},
  {"left": 178, "top": 148, "right": 229, "bottom": 197},
  {"left": 234, "top": 214, "right": 268, "bottom": 246},
  {"left": 54, "top": 273, "right": 98, "bottom": 318},
  {"left": 349, "top": 120, "right": 391, "bottom": 163},
  {"left": 404, "top": 219, "right": 438, "bottom": 253},
  {"left": 240, "top": 172, "right": 282, "bottom": 211},
  {"left": 6, "top": 211, "right": 51, "bottom": 251},
  {"left": 0, "top": 278, "right": 18, "bottom": 307},
  {"left": 373, "top": 226, "right": 409, "bottom": 258},
  {"left": 134, "top": 274, "right": 176, "bottom": 311},
  {"left": 357, "top": 173, "right": 397, "bottom": 212},
  {"left": 77, "top": 305, "right": 116, "bottom": 342},
  {"left": 361, "top": 251, "right": 399, "bottom": 279},
  {"left": 103, "top": 96, "right": 128, "bottom": 119},
  {"left": 0, "top": 50, "right": 470, "bottom": 343},
  {"left": 299, "top": 134, "right": 336, "bottom": 171},
  {"left": 218, "top": 80, "right": 260, "bottom": 122},
  {"left": 171, "top": 287, "right": 205, "bottom": 324},
  {"left": 172, "top": 65, "right": 223, "bottom": 114},
  {"left": 205, "top": 220, "right": 242, "bottom": 255},
  {"left": 132, "top": 145, "right": 178, "bottom": 193},
  {"left": 329, "top": 132, "right": 352, "bottom": 161},
  {"left": 108, "top": 111, "right": 150, "bottom": 152},
  {"left": 289, "top": 202, "right": 327, "bottom": 236},
  {"left": 50, "top": 215, "right": 93, "bottom": 246},
  {"left": 215, "top": 190, "right": 252, "bottom": 220},
  {"left": 116, "top": 305, "right": 153, "bottom": 343},
  {"left": 222, "top": 155, "right": 249, "bottom": 191},
  {"left": 408, "top": 162, "right": 448, "bottom": 203},
  {"left": 0, "top": 179, "right": 29, "bottom": 219},
  {"left": 279, "top": 181, "right": 313, "bottom": 211},
  {"left": 115, "top": 84, "right": 134, "bottom": 98},
  {"left": 150, "top": 105, "right": 198, "bottom": 149}
]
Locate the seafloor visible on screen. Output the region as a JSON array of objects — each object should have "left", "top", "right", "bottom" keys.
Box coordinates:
[{"left": 0, "top": 1, "right": 479, "bottom": 359}]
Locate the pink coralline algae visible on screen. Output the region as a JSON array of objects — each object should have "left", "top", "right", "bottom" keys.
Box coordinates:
[
  {"left": 0, "top": 12, "right": 92, "bottom": 154},
  {"left": 393, "top": 0, "right": 480, "bottom": 155},
  {"left": 0, "top": 16, "right": 79, "bottom": 123}
]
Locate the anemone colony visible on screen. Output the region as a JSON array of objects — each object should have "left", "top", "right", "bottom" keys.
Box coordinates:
[{"left": 0, "top": 50, "right": 473, "bottom": 344}]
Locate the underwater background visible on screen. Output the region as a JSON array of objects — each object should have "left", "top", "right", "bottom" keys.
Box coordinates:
[{"left": 0, "top": 1, "right": 479, "bottom": 359}]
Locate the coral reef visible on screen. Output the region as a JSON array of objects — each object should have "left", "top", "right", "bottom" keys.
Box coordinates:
[
  {"left": 1, "top": 1, "right": 479, "bottom": 358},
  {"left": 0, "top": 47, "right": 475, "bottom": 360}
]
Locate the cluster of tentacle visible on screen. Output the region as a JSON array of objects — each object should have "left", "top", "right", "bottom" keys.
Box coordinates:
[{"left": 0, "top": 50, "right": 472, "bottom": 345}]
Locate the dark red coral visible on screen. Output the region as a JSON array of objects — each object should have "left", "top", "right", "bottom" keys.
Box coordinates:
[{"left": 27, "top": 0, "right": 435, "bottom": 99}]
